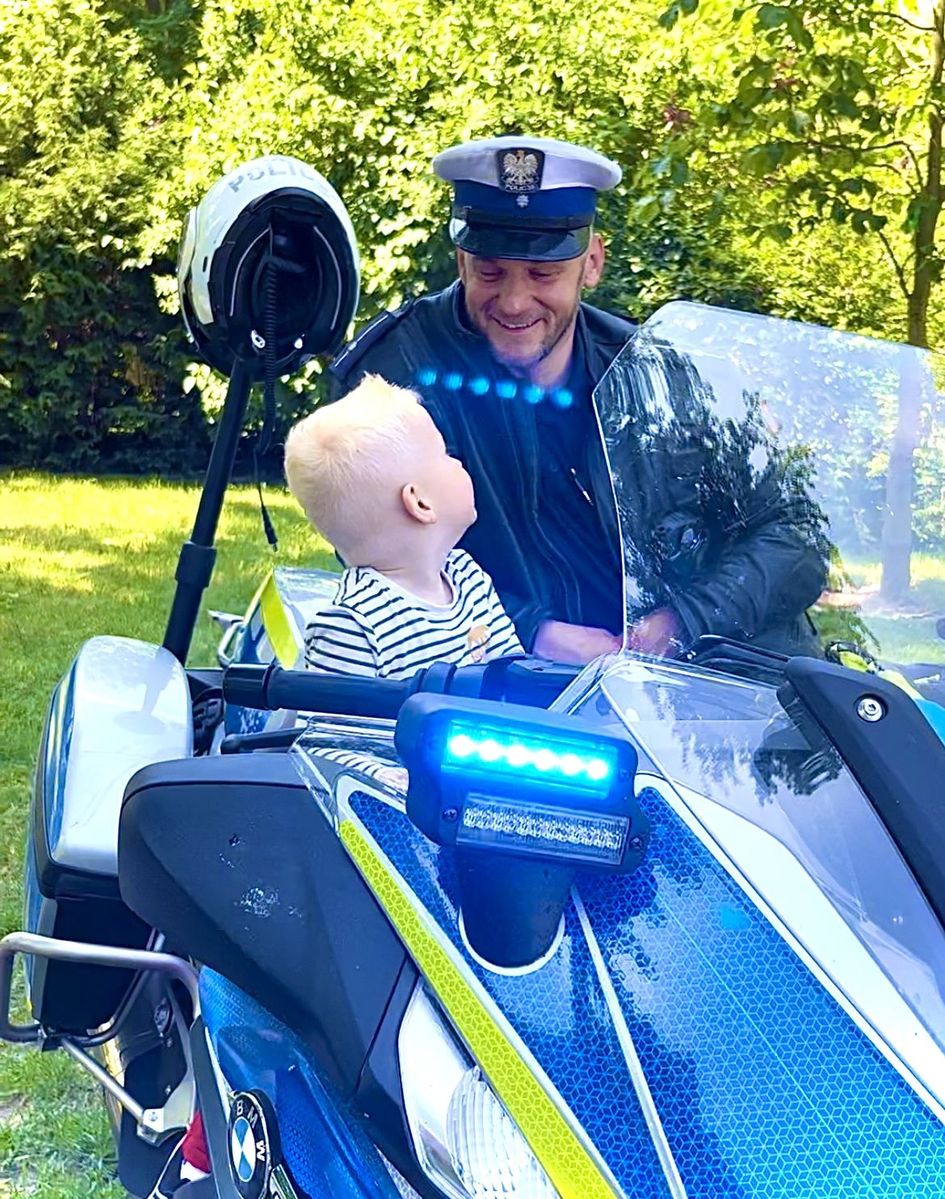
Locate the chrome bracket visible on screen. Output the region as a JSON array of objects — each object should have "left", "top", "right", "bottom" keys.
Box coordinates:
[
  {"left": 0, "top": 932, "right": 200, "bottom": 1043},
  {"left": 0, "top": 932, "right": 200, "bottom": 1143}
]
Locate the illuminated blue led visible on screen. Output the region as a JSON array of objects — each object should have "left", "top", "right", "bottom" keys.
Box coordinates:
[
  {"left": 441, "top": 723, "right": 615, "bottom": 790},
  {"left": 444, "top": 372, "right": 463, "bottom": 391},
  {"left": 495, "top": 380, "right": 518, "bottom": 400},
  {"left": 560, "top": 753, "right": 583, "bottom": 777},
  {"left": 524, "top": 384, "right": 545, "bottom": 405},
  {"left": 469, "top": 376, "right": 490, "bottom": 396},
  {"left": 448, "top": 733, "right": 476, "bottom": 759},
  {"left": 479, "top": 738, "right": 503, "bottom": 763},
  {"left": 416, "top": 366, "right": 438, "bottom": 387},
  {"left": 534, "top": 748, "right": 557, "bottom": 772},
  {"left": 552, "top": 388, "right": 574, "bottom": 409},
  {"left": 507, "top": 744, "right": 530, "bottom": 767}
]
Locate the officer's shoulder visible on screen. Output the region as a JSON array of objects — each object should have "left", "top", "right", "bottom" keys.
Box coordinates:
[
  {"left": 329, "top": 285, "right": 457, "bottom": 387},
  {"left": 581, "top": 300, "right": 637, "bottom": 349},
  {"left": 328, "top": 296, "right": 418, "bottom": 385}
]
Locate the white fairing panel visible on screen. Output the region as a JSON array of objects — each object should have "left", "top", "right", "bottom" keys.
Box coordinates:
[{"left": 51, "top": 636, "right": 192, "bottom": 875}]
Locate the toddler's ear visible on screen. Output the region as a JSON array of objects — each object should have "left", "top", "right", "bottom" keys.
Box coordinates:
[{"left": 401, "top": 483, "right": 437, "bottom": 525}]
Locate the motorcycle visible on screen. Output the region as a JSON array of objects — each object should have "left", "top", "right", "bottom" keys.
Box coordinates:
[{"left": 3, "top": 173, "right": 945, "bottom": 1198}]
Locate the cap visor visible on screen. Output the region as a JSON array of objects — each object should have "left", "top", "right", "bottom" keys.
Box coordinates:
[{"left": 450, "top": 220, "right": 590, "bottom": 262}]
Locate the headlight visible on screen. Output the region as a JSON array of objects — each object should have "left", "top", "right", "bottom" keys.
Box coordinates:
[{"left": 398, "top": 985, "right": 559, "bottom": 1199}]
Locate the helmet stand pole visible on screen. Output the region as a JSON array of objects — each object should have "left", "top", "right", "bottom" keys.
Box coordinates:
[{"left": 163, "top": 355, "right": 255, "bottom": 665}]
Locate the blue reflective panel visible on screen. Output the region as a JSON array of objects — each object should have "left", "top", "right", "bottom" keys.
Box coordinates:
[
  {"left": 350, "top": 783, "right": 945, "bottom": 1199},
  {"left": 443, "top": 722, "right": 616, "bottom": 792},
  {"left": 348, "top": 791, "right": 671, "bottom": 1199},
  {"left": 200, "top": 970, "right": 402, "bottom": 1199}
]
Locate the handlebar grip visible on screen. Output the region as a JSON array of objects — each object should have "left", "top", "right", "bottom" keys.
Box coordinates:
[
  {"left": 222, "top": 663, "right": 279, "bottom": 709},
  {"left": 222, "top": 663, "right": 417, "bottom": 720}
]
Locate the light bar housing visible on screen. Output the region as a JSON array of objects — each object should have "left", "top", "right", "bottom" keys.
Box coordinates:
[{"left": 395, "top": 695, "right": 647, "bottom": 872}]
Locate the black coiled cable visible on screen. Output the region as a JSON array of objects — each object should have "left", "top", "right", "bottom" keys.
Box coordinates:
[{"left": 254, "top": 225, "right": 279, "bottom": 550}]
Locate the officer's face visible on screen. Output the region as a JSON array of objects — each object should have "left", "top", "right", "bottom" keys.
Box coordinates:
[{"left": 457, "top": 238, "right": 605, "bottom": 379}]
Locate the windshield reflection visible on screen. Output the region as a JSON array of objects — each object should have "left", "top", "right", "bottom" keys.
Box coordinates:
[{"left": 595, "top": 303, "right": 945, "bottom": 666}]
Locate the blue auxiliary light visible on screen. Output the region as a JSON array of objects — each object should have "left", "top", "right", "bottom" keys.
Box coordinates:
[
  {"left": 395, "top": 694, "right": 647, "bottom": 873},
  {"left": 443, "top": 723, "right": 616, "bottom": 792}
]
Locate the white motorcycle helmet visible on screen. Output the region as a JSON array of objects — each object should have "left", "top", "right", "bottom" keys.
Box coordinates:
[{"left": 177, "top": 155, "right": 360, "bottom": 379}]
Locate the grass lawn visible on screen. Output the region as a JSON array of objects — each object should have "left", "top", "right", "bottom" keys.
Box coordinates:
[
  {"left": 0, "top": 471, "right": 333, "bottom": 1197},
  {"left": 825, "top": 553, "right": 945, "bottom": 663}
]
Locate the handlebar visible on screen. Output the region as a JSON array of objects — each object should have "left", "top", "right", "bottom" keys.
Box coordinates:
[
  {"left": 222, "top": 657, "right": 580, "bottom": 721},
  {"left": 223, "top": 662, "right": 425, "bottom": 720}
]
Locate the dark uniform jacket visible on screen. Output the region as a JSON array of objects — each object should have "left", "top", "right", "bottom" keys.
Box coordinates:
[{"left": 329, "top": 281, "right": 826, "bottom": 654}]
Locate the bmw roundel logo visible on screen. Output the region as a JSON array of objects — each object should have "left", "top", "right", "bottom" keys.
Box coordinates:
[{"left": 227, "top": 1091, "right": 277, "bottom": 1199}]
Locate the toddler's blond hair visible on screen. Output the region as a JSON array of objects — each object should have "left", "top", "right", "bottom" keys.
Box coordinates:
[{"left": 284, "top": 374, "right": 425, "bottom": 560}]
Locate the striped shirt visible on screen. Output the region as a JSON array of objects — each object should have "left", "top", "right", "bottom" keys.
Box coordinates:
[{"left": 304, "top": 550, "right": 523, "bottom": 679}]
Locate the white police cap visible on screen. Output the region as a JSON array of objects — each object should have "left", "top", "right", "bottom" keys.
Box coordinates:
[{"left": 433, "top": 136, "right": 621, "bottom": 261}]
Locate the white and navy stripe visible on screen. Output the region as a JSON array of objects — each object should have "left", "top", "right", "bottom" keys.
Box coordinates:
[{"left": 304, "top": 550, "right": 523, "bottom": 679}]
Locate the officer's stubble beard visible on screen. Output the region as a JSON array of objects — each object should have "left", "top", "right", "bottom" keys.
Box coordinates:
[{"left": 465, "top": 267, "right": 585, "bottom": 382}]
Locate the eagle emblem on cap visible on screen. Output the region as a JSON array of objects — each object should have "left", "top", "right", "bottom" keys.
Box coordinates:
[{"left": 498, "top": 148, "right": 544, "bottom": 194}]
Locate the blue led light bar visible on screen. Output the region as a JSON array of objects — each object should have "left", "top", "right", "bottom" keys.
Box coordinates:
[
  {"left": 442, "top": 721, "right": 617, "bottom": 792},
  {"left": 396, "top": 694, "right": 645, "bottom": 872}
]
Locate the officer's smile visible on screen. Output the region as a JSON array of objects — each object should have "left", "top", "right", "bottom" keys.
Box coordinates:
[{"left": 492, "top": 316, "right": 542, "bottom": 333}]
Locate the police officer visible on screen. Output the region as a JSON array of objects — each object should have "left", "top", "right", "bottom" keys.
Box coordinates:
[{"left": 330, "top": 135, "right": 826, "bottom": 663}]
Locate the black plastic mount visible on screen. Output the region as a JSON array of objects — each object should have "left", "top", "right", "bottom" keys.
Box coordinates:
[
  {"left": 783, "top": 657, "right": 945, "bottom": 931},
  {"left": 457, "top": 853, "right": 575, "bottom": 969},
  {"left": 163, "top": 358, "right": 254, "bottom": 666}
]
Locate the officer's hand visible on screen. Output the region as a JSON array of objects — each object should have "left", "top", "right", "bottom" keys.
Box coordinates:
[
  {"left": 533, "top": 620, "right": 622, "bottom": 665},
  {"left": 627, "top": 608, "right": 684, "bottom": 658}
]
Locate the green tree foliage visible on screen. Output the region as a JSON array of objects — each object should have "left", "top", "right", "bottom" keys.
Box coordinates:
[
  {"left": 660, "top": 0, "right": 945, "bottom": 346},
  {"left": 0, "top": 0, "right": 209, "bottom": 471},
  {"left": 4, "top": 0, "right": 777, "bottom": 469},
  {"left": 660, "top": 0, "right": 945, "bottom": 597}
]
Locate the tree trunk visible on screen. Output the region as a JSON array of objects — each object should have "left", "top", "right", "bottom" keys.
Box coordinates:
[
  {"left": 880, "top": 0, "right": 945, "bottom": 602},
  {"left": 880, "top": 353, "right": 925, "bottom": 602}
]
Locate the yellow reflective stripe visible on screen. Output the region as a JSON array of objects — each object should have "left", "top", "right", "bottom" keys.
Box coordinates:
[
  {"left": 258, "top": 572, "right": 301, "bottom": 668},
  {"left": 340, "top": 819, "right": 620, "bottom": 1199}
]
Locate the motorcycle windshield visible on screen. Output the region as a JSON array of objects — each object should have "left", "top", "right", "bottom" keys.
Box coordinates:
[{"left": 593, "top": 301, "right": 945, "bottom": 668}]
